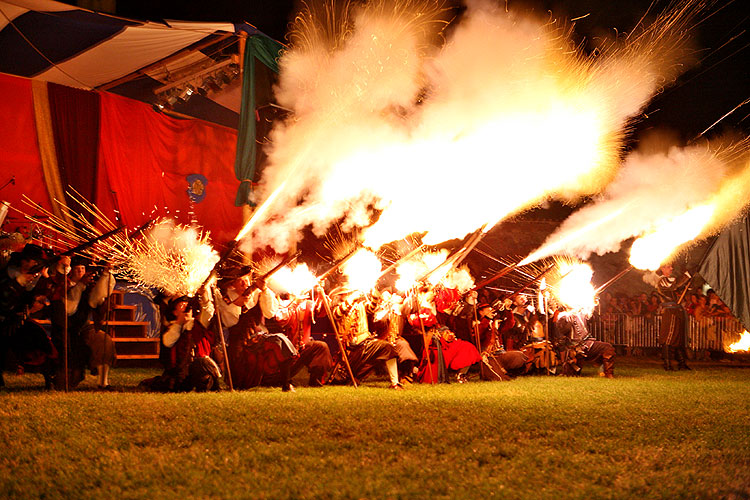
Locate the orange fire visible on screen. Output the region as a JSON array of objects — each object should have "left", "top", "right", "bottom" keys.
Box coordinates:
[
  {"left": 552, "top": 262, "right": 596, "bottom": 312},
  {"left": 267, "top": 263, "right": 317, "bottom": 297},
  {"left": 341, "top": 249, "right": 382, "bottom": 292},
  {"left": 726, "top": 331, "right": 750, "bottom": 353},
  {"left": 629, "top": 204, "right": 715, "bottom": 271},
  {"left": 243, "top": 0, "right": 701, "bottom": 254}
]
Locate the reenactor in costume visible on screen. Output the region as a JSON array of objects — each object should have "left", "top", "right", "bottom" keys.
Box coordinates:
[
  {"left": 49, "top": 256, "right": 116, "bottom": 390},
  {"left": 553, "top": 306, "right": 615, "bottom": 378},
  {"left": 140, "top": 290, "right": 221, "bottom": 392},
  {"left": 475, "top": 302, "right": 528, "bottom": 380},
  {"left": 371, "top": 289, "right": 418, "bottom": 383},
  {"left": 0, "top": 243, "right": 57, "bottom": 389},
  {"left": 260, "top": 285, "right": 333, "bottom": 388},
  {"left": 213, "top": 273, "right": 298, "bottom": 392},
  {"left": 655, "top": 264, "right": 691, "bottom": 371},
  {"left": 331, "top": 288, "right": 401, "bottom": 389}
]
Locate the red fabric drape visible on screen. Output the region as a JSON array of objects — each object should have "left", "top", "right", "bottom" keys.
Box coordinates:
[
  {"left": 96, "top": 93, "right": 242, "bottom": 243},
  {"left": 48, "top": 82, "right": 100, "bottom": 207},
  {"left": 0, "top": 73, "right": 52, "bottom": 229}
]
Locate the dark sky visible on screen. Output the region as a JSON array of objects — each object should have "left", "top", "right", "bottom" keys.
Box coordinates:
[{"left": 110, "top": 0, "right": 748, "bottom": 139}]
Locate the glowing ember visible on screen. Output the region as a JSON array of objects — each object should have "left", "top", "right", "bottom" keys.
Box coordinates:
[
  {"left": 629, "top": 204, "right": 715, "bottom": 270},
  {"left": 267, "top": 263, "right": 318, "bottom": 297},
  {"left": 553, "top": 262, "right": 596, "bottom": 312},
  {"left": 341, "top": 249, "right": 382, "bottom": 292},
  {"left": 726, "top": 331, "right": 750, "bottom": 353}
]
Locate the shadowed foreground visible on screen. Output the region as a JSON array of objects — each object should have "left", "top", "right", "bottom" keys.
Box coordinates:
[{"left": 1, "top": 360, "right": 748, "bottom": 499}]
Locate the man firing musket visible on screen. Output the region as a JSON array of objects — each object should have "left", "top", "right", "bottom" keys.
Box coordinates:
[
  {"left": 644, "top": 263, "right": 692, "bottom": 371},
  {"left": 553, "top": 303, "right": 615, "bottom": 379}
]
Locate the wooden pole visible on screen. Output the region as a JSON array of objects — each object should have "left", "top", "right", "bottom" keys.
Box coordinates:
[
  {"left": 320, "top": 293, "right": 358, "bottom": 388},
  {"left": 212, "top": 287, "right": 234, "bottom": 391},
  {"left": 411, "top": 289, "right": 434, "bottom": 384},
  {"left": 472, "top": 303, "right": 486, "bottom": 380},
  {"left": 63, "top": 277, "right": 69, "bottom": 392}
]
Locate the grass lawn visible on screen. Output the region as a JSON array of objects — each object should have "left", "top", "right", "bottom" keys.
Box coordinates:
[{"left": 1, "top": 359, "right": 749, "bottom": 499}]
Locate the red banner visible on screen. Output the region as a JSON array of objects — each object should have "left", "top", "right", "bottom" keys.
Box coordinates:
[
  {"left": 0, "top": 73, "right": 52, "bottom": 231},
  {"left": 97, "top": 93, "right": 242, "bottom": 243}
]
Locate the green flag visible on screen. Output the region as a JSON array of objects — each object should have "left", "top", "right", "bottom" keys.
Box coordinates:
[{"left": 233, "top": 35, "right": 284, "bottom": 206}]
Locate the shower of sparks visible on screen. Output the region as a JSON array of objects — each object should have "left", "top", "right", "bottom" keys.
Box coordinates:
[
  {"left": 123, "top": 219, "right": 219, "bottom": 296},
  {"left": 16, "top": 190, "right": 134, "bottom": 272}
]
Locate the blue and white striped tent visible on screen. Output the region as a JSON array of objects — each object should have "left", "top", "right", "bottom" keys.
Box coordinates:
[{"left": 0, "top": 0, "right": 277, "bottom": 127}]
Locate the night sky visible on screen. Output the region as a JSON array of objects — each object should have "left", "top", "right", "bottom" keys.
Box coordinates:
[{"left": 106, "top": 0, "right": 749, "bottom": 140}]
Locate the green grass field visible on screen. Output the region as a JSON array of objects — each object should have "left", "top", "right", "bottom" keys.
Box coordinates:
[{"left": 1, "top": 359, "right": 749, "bottom": 499}]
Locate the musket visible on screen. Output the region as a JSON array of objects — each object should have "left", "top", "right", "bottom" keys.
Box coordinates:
[
  {"left": 419, "top": 227, "right": 484, "bottom": 284},
  {"left": 126, "top": 218, "right": 156, "bottom": 241},
  {"left": 472, "top": 261, "right": 520, "bottom": 291},
  {"left": 317, "top": 246, "right": 360, "bottom": 284},
  {"left": 594, "top": 266, "right": 633, "bottom": 295},
  {"left": 261, "top": 252, "right": 300, "bottom": 280},
  {"left": 497, "top": 264, "right": 555, "bottom": 308},
  {"left": 193, "top": 239, "right": 242, "bottom": 295},
  {"left": 29, "top": 225, "right": 126, "bottom": 274},
  {"left": 377, "top": 244, "right": 425, "bottom": 281}
]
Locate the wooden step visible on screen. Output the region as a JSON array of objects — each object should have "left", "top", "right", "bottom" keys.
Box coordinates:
[{"left": 114, "top": 337, "right": 160, "bottom": 360}]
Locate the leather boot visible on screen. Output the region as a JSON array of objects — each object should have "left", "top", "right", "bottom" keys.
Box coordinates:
[
  {"left": 662, "top": 345, "right": 674, "bottom": 371},
  {"left": 675, "top": 347, "right": 691, "bottom": 370}
]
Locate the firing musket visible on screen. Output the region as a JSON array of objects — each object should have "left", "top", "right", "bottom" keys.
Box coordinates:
[
  {"left": 29, "top": 224, "right": 126, "bottom": 274},
  {"left": 449, "top": 225, "right": 489, "bottom": 271},
  {"left": 377, "top": 243, "right": 426, "bottom": 281},
  {"left": 496, "top": 264, "right": 555, "bottom": 308},
  {"left": 316, "top": 246, "right": 360, "bottom": 284},
  {"left": 254, "top": 252, "right": 301, "bottom": 285},
  {"left": 192, "top": 239, "right": 243, "bottom": 296},
  {"left": 217, "top": 251, "right": 301, "bottom": 289},
  {"left": 594, "top": 266, "right": 633, "bottom": 295},
  {"left": 126, "top": 218, "right": 156, "bottom": 241},
  {"left": 418, "top": 227, "right": 484, "bottom": 284},
  {"left": 472, "top": 261, "right": 520, "bottom": 292}
]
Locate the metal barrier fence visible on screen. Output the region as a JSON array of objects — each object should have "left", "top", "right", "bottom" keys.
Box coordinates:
[{"left": 588, "top": 313, "right": 746, "bottom": 351}]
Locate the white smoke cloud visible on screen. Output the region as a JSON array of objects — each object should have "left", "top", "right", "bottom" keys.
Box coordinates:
[
  {"left": 524, "top": 138, "right": 750, "bottom": 264},
  {"left": 242, "top": 0, "right": 700, "bottom": 254}
]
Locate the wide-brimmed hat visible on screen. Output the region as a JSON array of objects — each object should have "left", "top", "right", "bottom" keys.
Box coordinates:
[{"left": 20, "top": 243, "right": 46, "bottom": 262}]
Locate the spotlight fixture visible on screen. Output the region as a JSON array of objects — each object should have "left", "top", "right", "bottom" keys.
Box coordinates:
[{"left": 153, "top": 58, "right": 241, "bottom": 107}]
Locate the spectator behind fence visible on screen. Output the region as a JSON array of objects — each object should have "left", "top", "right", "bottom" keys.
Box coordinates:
[
  {"left": 646, "top": 293, "right": 662, "bottom": 317},
  {"left": 686, "top": 293, "right": 701, "bottom": 317}
]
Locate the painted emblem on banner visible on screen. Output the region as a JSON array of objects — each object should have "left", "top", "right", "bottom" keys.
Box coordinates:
[{"left": 186, "top": 174, "right": 208, "bottom": 203}]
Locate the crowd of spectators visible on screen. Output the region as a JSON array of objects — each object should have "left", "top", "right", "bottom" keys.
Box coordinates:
[{"left": 598, "top": 289, "right": 734, "bottom": 321}]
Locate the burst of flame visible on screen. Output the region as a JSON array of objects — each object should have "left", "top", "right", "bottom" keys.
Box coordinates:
[
  {"left": 341, "top": 248, "right": 382, "bottom": 292},
  {"left": 552, "top": 261, "right": 596, "bottom": 312},
  {"left": 395, "top": 250, "right": 448, "bottom": 292},
  {"left": 629, "top": 204, "right": 715, "bottom": 270},
  {"left": 726, "top": 331, "right": 750, "bottom": 353},
  {"left": 267, "top": 263, "right": 318, "bottom": 297},
  {"left": 246, "top": 0, "right": 701, "bottom": 254}
]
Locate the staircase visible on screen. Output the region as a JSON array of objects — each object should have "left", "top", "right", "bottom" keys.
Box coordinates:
[{"left": 103, "top": 290, "right": 160, "bottom": 361}]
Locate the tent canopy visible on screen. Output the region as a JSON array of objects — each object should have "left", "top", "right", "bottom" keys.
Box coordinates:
[{"left": 0, "top": 0, "right": 280, "bottom": 128}]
